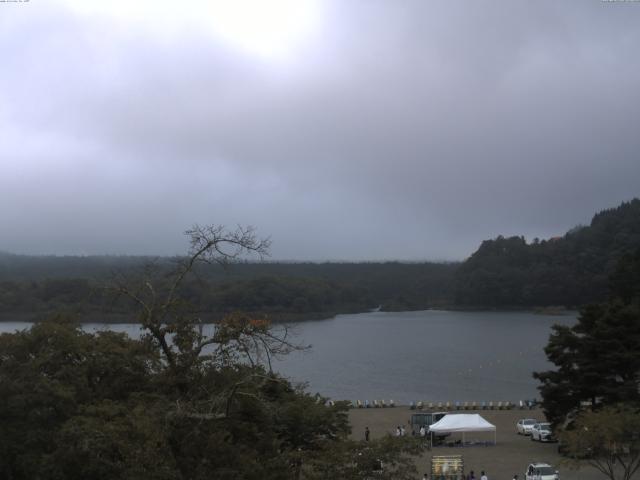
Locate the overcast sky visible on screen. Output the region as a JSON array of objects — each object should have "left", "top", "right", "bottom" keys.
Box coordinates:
[{"left": 1, "top": 1, "right": 639, "bottom": 260}]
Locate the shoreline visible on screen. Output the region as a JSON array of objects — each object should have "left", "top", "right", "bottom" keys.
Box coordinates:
[{"left": 0, "top": 306, "right": 578, "bottom": 324}]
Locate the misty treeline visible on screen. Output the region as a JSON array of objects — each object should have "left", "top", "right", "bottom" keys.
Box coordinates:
[
  {"left": 1, "top": 199, "right": 639, "bottom": 319},
  {"left": 0, "top": 260, "right": 456, "bottom": 321}
]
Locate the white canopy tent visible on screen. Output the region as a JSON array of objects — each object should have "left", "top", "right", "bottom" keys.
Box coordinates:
[{"left": 429, "top": 414, "right": 496, "bottom": 447}]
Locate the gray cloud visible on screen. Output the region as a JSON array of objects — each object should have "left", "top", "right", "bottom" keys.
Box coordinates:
[{"left": 1, "top": 1, "right": 639, "bottom": 260}]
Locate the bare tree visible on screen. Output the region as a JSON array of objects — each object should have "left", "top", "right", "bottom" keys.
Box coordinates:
[{"left": 109, "top": 224, "right": 301, "bottom": 373}]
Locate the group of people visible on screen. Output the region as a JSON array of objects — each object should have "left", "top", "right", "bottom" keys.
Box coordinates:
[
  {"left": 363, "top": 423, "right": 429, "bottom": 440},
  {"left": 364, "top": 428, "right": 518, "bottom": 480},
  {"left": 363, "top": 428, "right": 518, "bottom": 480}
]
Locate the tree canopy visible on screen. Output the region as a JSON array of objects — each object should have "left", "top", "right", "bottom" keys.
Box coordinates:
[
  {"left": 455, "top": 199, "right": 640, "bottom": 307},
  {"left": 534, "top": 247, "right": 640, "bottom": 480},
  {"left": 0, "top": 317, "right": 357, "bottom": 479},
  {"left": 558, "top": 404, "right": 640, "bottom": 480},
  {"left": 534, "top": 247, "right": 640, "bottom": 427},
  {"left": 0, "top": 225, "right": 424, "bottom": 479}
]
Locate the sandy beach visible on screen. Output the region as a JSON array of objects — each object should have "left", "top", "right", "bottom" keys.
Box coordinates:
[{"left": 348, "top": 406, "right": 603, "bottom": 480}]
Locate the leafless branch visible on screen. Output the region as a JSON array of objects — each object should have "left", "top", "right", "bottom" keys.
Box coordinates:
[{"left": 103, "top": 225, "right": 309, "bottom": 383}]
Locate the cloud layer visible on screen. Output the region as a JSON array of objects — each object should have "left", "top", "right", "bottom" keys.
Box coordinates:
[{"left": 2, "top": 1, "right": 639, "bottom": 260}]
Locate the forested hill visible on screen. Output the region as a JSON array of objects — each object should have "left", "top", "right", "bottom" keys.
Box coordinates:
[{"left": 454, "top": 199, "right": 640, "bottom": 307}]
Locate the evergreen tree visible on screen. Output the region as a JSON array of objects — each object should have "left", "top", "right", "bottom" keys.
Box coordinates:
[
  {"left": 455, "top": 198, "right": 640, "bottom": 307},
  {"left": 534, "top": 248, "right": 640, "bottom": 426}
]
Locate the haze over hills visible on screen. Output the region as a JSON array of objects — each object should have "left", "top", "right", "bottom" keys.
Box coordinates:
[{"left": 0, "top": 199, "right": 638, "bottom": 321}]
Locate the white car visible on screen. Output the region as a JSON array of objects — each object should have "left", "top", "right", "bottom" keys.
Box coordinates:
[
  {"left": 531, "top": 423, "right": 556, "bottom": 442},
  {"left": 516, "top": 418, "right": 538, "bottom": 435},
  {"left": 525, "top": 463, "right": 558, "bottom": 480}
]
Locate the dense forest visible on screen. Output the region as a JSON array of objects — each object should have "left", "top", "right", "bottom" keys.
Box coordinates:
[
  {"left": 1, "top": 199, "right": 639, "bottom": 321},
  {"left": 454, "top": 199, "right": 640, "bottom": 307},
  {"left": 0, "top": 256, "right": 457, "bottom": 321}
]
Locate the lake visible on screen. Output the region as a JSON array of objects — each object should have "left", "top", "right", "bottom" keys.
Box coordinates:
[{"left": 0, "top": 309, "right": 575, "bottom": 404}]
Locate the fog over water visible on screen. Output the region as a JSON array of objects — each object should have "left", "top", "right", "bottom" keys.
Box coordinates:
[{"left": 1, "top": 1, "right": 639, "bottom": 260}]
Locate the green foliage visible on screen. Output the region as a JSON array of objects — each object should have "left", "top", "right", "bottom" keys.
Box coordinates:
[
  {"left": 534, "top": 248, "right": 640, "bottom": 427},
  {"left": 558, "top": 404, "right": 640, "bottom": 480},
  {"left": 0, "top": 317, "right": 160, "bottom": 479},
  {"left": 302, "top": 436, "right": 425, "bottom": 480},
  {"left": 0, "top": 316, "right": 357, "bottom": 479},
  {"left": 48, "top": 400, "right": 179, "bottom": 480},
  {"left": 455, "top": 199, "right": 640, "bottom": 307},
  {"left": 1, "top": 225, "right": 414, "bottom": 479},
  {"left": 0, "top": 262, "right": 457, "bottom": 321},
  {"left": 203, "top": 275, "right": 373, "bottom": 314}
]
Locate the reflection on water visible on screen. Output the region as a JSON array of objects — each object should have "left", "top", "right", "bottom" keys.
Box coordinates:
[{"left": 0, "top": 310, "right": 575, "bottom": 404}]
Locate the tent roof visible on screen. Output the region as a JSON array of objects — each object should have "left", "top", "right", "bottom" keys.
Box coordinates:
[{"left": 429, "top": 414, "right": 496, "bottom": 433}]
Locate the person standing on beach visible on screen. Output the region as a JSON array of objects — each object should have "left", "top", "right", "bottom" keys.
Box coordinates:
[
  {"left": 365, "top": 426, "right": 370, "bottom": 441},
  {"left": 480, "top": 470, "right": 488, "bottom": 480}
]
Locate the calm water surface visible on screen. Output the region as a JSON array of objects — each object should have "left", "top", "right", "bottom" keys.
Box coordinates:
[
  {"left": 274, "top": 310, "right": 576, "bottom": 404},
  {"left": 0, "top": 310, "right": 575, "bottom": 404}
]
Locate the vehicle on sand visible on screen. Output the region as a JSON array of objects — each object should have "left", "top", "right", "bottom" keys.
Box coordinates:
[
  {"left": 525, "top": 463, "right": 558, "bottom": 480},
  {"left": 411, "top": 411, "right": 449, "bottom": 431},
  {"left": 530, "top": 423, "right": 556, "bottom": 442},
  {"left": 516, "top": 418, "right": 537, "bottom": 435}
]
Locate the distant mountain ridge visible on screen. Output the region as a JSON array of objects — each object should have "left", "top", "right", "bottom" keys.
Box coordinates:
[{"left": 454, "top": 198, "right": 640, "bottom": 307}]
